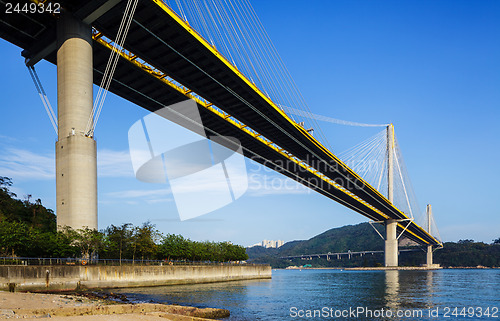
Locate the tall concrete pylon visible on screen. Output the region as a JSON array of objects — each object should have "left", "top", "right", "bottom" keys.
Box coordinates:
[
  {"left": 385, "top": 124, "right": 398, "bottom": 267},
  {"left": 55, "top": 12, "right": 97, "bottom": 230},
  {"left": 426, "top": 204, "right": 433, "bottom": 266}
]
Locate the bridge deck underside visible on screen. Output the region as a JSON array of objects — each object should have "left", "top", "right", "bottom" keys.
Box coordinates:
[{"left": 0, "top": 0, "right": 440, "bottom": 246}]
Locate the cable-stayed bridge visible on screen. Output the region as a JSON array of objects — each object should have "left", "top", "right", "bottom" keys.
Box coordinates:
[{"left": 0, "top": 0, "right": 442, "bottom": 267}]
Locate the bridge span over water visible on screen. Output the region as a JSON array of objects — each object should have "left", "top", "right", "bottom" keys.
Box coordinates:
[{"left": 0, "top": 0, "right": 442, "bottom": 267}]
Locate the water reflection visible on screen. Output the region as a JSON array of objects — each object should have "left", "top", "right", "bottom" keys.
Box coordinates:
[
  {"left": 107, "top": 278, "right": 271, "bottom": 310},
  {"left": 384, "top": 270, "right": 400, "bottom": 310},
  {"left": 107, "top": 269, "right": 500, "bottom": 321}
]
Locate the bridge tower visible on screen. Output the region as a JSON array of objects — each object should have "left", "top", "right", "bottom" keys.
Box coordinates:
[
  {"left": 385, "top": 123, "right": 398, "bottom": 267},
  {"left": 55, "top": 12, "right": 97, "bottom": 230},
  {"left": 426, "top": 204, "right": 433, "bottom": 266}
]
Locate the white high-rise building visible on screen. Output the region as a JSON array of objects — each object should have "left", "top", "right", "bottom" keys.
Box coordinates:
[
  {"left": 252, "top": 239, "right": 285, "bottom": 248},
  {"left": 249, "top": 239, "right": 285, "bottom": 248}
]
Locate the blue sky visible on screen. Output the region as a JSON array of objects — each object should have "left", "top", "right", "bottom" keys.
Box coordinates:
[{"left": 1, "top": 0, "right": 499, "bottom": 246}]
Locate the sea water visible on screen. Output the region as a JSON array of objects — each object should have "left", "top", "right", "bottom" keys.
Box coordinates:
[{"left": 106, "top": 269, "right": 500, "bottom": 320}]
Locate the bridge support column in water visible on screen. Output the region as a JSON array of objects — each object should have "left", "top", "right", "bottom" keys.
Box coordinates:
[
  {"left": 385, "top": 124, "right": 398, "bottom": 267},
  {"left": 426, "top": 245, "right": 433, "bottom": 265},
  {"left": 426, "top": 204, "right": 433, "bottom": 266},
  {"left": 385, "top": 220, "right": 398, "bottom": 267},
  {"left": 55, "top": 12, "right": 97, "bottom": 230}
]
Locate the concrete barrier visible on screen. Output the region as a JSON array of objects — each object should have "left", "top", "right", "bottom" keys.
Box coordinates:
[{"left": 0, "top": 264, "right": 271, "bottom": 292}]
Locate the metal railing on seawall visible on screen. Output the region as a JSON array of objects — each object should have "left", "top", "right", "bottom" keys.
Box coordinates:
[{"left": 0, "top": 257, "right": 263, "bottom": 267}]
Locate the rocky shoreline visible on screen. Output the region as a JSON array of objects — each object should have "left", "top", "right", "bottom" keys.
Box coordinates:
[{"left": 0, "top": 290, "right": 230, "bottom": 320}]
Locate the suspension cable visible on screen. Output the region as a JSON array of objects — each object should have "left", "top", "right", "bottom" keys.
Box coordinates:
[
  {"left": 85, "top": 0, "right": 139, "bottom": 137},
  {"left": 393, "top": 147, "right": 413, "bottom": 219},
  {"left": 27, "top": 65, "right": 58, "bottom": 134},
  {"left": 99, "top": 69, "right": 383, "bottom": 222},
  {"left": 287, "top": 107, "right": 389, "bottom": 127},
  {"left": 132, "top": 18, "right": 407, "bottom": 218}
]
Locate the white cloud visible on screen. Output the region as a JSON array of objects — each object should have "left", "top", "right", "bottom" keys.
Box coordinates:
[
  {"left": 97, "top": 149, "right": 134, "bottom": 177},
  {"left": 8, "top": 186, "right": 26, "bottom": 198},
  {"left": 0, "top": 147, "right": 54, "bottom": 180},
  {"left": 104, "top": 169, "right": 311, "bottom": 204},
  {"left": 0, "top": 145, "right": 135, "bottom": 180},
  {"left": 0, "top": 135, "right": 19, "bottom": 142},
  {"left": 106, "top": 188, "right": 172, "bottom": 199},
  {"left": 103, "top": 188, "right": 174, "bottom": 206},
  {"left": 0, "top": 142, "right": 313, "bottom": 205},
  {"left": 145, "top": 198, "right": 173, "bottom": 204},
  {"left": 168, "top": 168, "right": 248, "bottom": 194}
]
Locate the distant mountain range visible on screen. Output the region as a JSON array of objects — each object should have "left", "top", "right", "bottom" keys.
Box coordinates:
[
  {"left": 247, "top": 223, "right": 500, "bottom": 268},
  {"left": 247, "top": 223, "right": 387, "bottom": 268}
]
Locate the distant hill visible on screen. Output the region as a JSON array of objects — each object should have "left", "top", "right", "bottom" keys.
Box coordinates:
[
  {"left": 247, "top": 223, "right": 386, "bottom": 268},
  {"left": 247, "top": 223, "right": 500, "bottom": 268},
  {"left": 279, "top": 223, "right": 384, "bottom": 256}
]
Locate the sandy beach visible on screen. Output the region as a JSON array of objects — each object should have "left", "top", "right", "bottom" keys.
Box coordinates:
[{"left": 0, "top": 291, "right": 229, "bottom": 320}]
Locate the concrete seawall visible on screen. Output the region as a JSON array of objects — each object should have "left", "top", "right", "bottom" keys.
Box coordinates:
[{"left": 0, "top": 264, "right": 272, "bottom": 292}]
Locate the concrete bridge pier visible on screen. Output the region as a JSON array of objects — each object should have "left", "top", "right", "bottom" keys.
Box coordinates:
[
  {"left": 385, "top": 219, "right": 398, "bottom": 267},
  {"left": 426, "top": 245, "right": 433, "bottom": 266},
  {"left": 55, "top": 12, "right": 97, "bottom": 230},
  {"left": 425, "top": 204, "right": 434, "bottom": 266}
]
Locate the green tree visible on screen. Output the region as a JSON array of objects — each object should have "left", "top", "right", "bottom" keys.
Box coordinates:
[
  {"left": 43, "top": 230, "right": 79, "bottom": 257},
  {"left": 232, "top": 244, "right": 249, "bottom": 261},
  {"left": 189, "top": 239, "right": 205, "bottom": 261},
  {"left": 0, "top": 177, "right": 22, "bottom": 223},
  {"left": 159, "top": 234, "right": 191, "bottom": 261},
  {"left": 0, "top": 221, "right": 30, "bottom": 256},
  {"left": 102, "top": 223, "right": 133, "bottom": 263},
  {"left": 0, "top": 178, "right": 250, "bottom": 262},
  {"left": 72, "top": 227, "right": 105, "bottom": 261},
  {"left": 28, "top": 198, "right": 56, "bottom": 232},
  {"left": 130, "top": 222, "right": 160, "bottom": 262},
  {"left": 0, "top": 177, "right": 15, "bottom": 196},
  {"left": 0, "top": 177, "right": 56, "bottom": 231}
]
